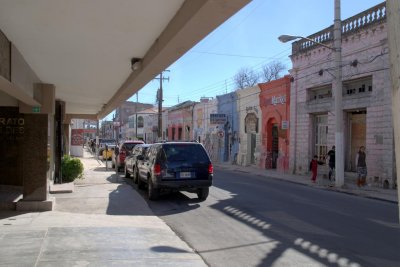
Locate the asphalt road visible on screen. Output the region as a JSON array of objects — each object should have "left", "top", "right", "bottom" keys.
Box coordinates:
[{"left": 127, "top": 168, "right": 400, "bottom": 267}]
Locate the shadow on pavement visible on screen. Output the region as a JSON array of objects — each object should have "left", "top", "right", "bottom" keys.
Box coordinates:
[
  {"left": 150, "top": 246, "right": 190, "bottom": 253},
  {"left": 106, "top": 179, "right": 153, "bottom": 216},
  {"left": 122, "top": 178, "right": 202, "bottom": 216},
  {"left": 0, "top": 211, "right": 30, "bottom": 221},
  {"left": 208, "top": 174, "right": 400, "bottom": 267}
]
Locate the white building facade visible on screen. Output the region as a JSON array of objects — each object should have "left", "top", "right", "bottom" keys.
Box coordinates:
[
  {"left": 126, "top": 107, "right": 158, "bottom": 142},
  {"left": 236, "top": 86, "right": 262, "bottom": 166},
  {"left": 192, "top": 98, "right": 219, "bottom": 161}
]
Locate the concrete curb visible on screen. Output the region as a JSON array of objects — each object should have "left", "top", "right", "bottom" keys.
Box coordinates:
[{"left": 49, "top": 182, "right": 74, "bottom": 194}]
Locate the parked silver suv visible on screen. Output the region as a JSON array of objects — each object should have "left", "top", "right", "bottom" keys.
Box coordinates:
[{"left": 136, "top": 142, "right": 213, "bottom": 201}]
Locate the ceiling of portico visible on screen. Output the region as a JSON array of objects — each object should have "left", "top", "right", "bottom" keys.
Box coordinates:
[{"left": 0, "top": 0, "right": 250, "bottom": 119}]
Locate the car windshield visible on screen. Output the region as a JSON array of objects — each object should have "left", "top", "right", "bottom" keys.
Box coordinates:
[{"left": 162, "top": 144, "right": 209, "bottom": 163}]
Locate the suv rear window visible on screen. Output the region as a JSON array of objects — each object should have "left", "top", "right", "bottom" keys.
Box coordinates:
[
  {"left": 100, "top": 139, "right": 116, "bottom": 144},
  {"left": 162, "top": 144, "right": 209, "bottom": 163},
  {"left": 123, "top": 142, "right": 143, "bottom": 151}
]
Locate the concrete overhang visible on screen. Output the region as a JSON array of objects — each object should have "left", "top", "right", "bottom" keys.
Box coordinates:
[{"left": 0, "top": 0, "right": 250, "bottom": 120}]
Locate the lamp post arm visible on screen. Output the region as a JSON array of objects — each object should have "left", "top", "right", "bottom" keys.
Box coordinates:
[{"left": 300, "top": 36, "right": 334, "bottom": 50}]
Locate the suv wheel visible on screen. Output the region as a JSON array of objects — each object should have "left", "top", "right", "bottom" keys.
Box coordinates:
[
  {"left": 137, "top": 174, "right": 145, "bottom": 190},
  {"left": 124, "top": 166, "right": 130, "bottom": 178},
  {"left": 197, "top": 187, "right": 209, "bottom": 201},
  {"left": 148, "top": 178, "right": 159, "bottom": 200},
  {"left": 133, "top": 166, "right": 138, "bottom": 184}
]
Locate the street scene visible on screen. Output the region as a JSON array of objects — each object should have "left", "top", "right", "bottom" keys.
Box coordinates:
[
  {"left": 1, "top": 0, "right": 400, "bottom": 267},
  {"left": 1, "top": 149, "right": 398, "bottom": 266}
]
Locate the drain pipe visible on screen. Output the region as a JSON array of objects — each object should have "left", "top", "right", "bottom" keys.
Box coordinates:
[{"left": 292, "top": 69, "right": 298, "bottom": 174}]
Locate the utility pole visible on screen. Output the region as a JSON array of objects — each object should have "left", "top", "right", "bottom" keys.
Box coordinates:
[
  {"left": 387, "top": 0, "right": 400, "bottom": 222},
  {"left": 155, "top": 70, "right": 170, "bottom": 140},
  {"left": 334, "top": 0, "right": 344, "bottom": 187},
  {"left": 135, "top": 92, "right": 138, "bottom": 139},
  {"left": 96, "top": 120, "right": 99, "bottom": 159},
  {"left": 118, "top": 107, "right": 122, "bottom": 142}
]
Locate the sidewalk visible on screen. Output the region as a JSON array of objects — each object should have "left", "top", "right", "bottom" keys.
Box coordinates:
[
  {"left": 0, "top": 149, "right": 206, "bottom": 267},
  {"left": 215, "top": 162, "right": 398, "bottom": 203}
]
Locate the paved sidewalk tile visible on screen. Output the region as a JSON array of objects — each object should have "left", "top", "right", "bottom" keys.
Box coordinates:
[{"left": 0, "top": 148, "right": 206, "bottom": 267}]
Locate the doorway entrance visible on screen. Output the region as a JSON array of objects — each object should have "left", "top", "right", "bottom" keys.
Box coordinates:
[
  {"left": 245, "top": 113, "right": 258, "bottom": 165},
  {"left": 250, "top": 133, "right": 256, "bottom": 164},
  {"left": 271, "top": 124, "right": 279, "bottom": 169},
  {"left": 347, "top": 110, "right": 366, "bottom": 171}
]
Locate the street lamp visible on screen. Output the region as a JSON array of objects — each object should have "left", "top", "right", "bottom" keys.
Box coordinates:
[
  {"left": 278, "top": 35, "right": 333, "bottom": 50},
  {"left": 278, "top": 0, "right": 344, "bottom": 187}
]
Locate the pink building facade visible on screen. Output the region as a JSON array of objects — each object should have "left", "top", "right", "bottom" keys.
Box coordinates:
[
  {"left": 289, "top": 2, "right": 395, "bottom": 187},
  {"left": 167, "top": 101, "right": 196, "bottom": 141}
]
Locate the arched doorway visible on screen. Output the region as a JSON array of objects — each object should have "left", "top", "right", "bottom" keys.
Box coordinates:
[{"left": 266, "top": 118, "right": 279, "bottom": 169}]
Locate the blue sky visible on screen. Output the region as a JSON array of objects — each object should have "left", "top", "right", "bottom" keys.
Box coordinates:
[{"left": 104, "top": 0, "right": 383, "bottom": 120}]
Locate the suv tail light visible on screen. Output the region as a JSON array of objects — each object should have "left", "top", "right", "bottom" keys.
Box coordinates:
[
  {"left": 208, "top": 163, "right": 213, "bottom": 174},
  {"left": 154, "top": 163, "right": 162, "bottom": 176}
]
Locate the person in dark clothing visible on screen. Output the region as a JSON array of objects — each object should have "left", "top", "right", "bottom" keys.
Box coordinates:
[
  {"left": 327, "top": 146, "right": 335, "bottom": 181},
  {"left": 309, "top": 155, "right": 324, "bottom": 183},
  {"left": 356, "top": 146, "right": 367, "bottom": 187}
]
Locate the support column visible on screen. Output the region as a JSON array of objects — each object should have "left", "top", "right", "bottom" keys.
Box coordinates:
[
  {"left": 54, "top": 100, "right": 65, "bottom": 184},
  {"left": 334, "top": 0, "right": 344, "bottom": 187},
  {"left": 17, "top": 83, "right": 55, "bottom": 211},
  {"left": 387, "top": 0, "right": 400, "bottom": 222}
]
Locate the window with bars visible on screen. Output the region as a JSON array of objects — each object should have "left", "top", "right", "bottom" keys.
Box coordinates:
[{"left": 314, "top": 114, "right": 328, "bottom": 162}]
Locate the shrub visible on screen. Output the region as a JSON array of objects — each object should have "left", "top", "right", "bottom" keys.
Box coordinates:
[{"left": 61, "top": 155, "right": 84, "bottom": 183}]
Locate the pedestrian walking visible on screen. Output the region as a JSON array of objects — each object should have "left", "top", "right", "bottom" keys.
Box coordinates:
[
  {"left": 327, "top": 146, "right": 335, "bottom": 181},
  {"left": 356, "top": 146, "right": 367, "bottom": 187},
  {"left": 309, "top": 155, "right": 323, "bottom": 183}
]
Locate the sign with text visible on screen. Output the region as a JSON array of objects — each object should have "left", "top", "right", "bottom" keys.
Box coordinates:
[
  {"left": 210, "top": 113, "right": 226, "bottom": 124},
  {"left": 71, "top": 129, "right": 84, "bottom": 146},
  {"left": 270, "top": 95, "right": 287, "bottom": 105},
  {"left": 282, "top": 121, "right": 289, "bottom": 129},
  {"left": 0, "top": 116, "right": 25, "bottom": 141}
]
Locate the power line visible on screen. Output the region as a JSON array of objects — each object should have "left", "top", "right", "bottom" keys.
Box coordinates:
[
  {"left": 176, "top": 49, "right": 291, "bottom": 101},
  {"left": 190, "top": 50, "right": 274, "bottom": 59}
]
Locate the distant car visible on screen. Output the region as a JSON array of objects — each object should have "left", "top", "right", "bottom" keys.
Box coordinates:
[
  {"left": 98, "top": 138, "right": 116, "bottom": 156},
  {"left": 124, "top": 144, "right": 151, "bottom": 182},
  {"left": 136, "top": 142, "right": 213, "bottom": 201},
  {"left": 112, "top": 140, "right": 145, "bottom": 171},
  {"left": 102, "top": 144, "right": 116, "bottom": 160}
]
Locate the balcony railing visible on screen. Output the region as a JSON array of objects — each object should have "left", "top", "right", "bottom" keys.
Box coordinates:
[{"left": 292, "top": 2, "right": 386, "bottom": 54}]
